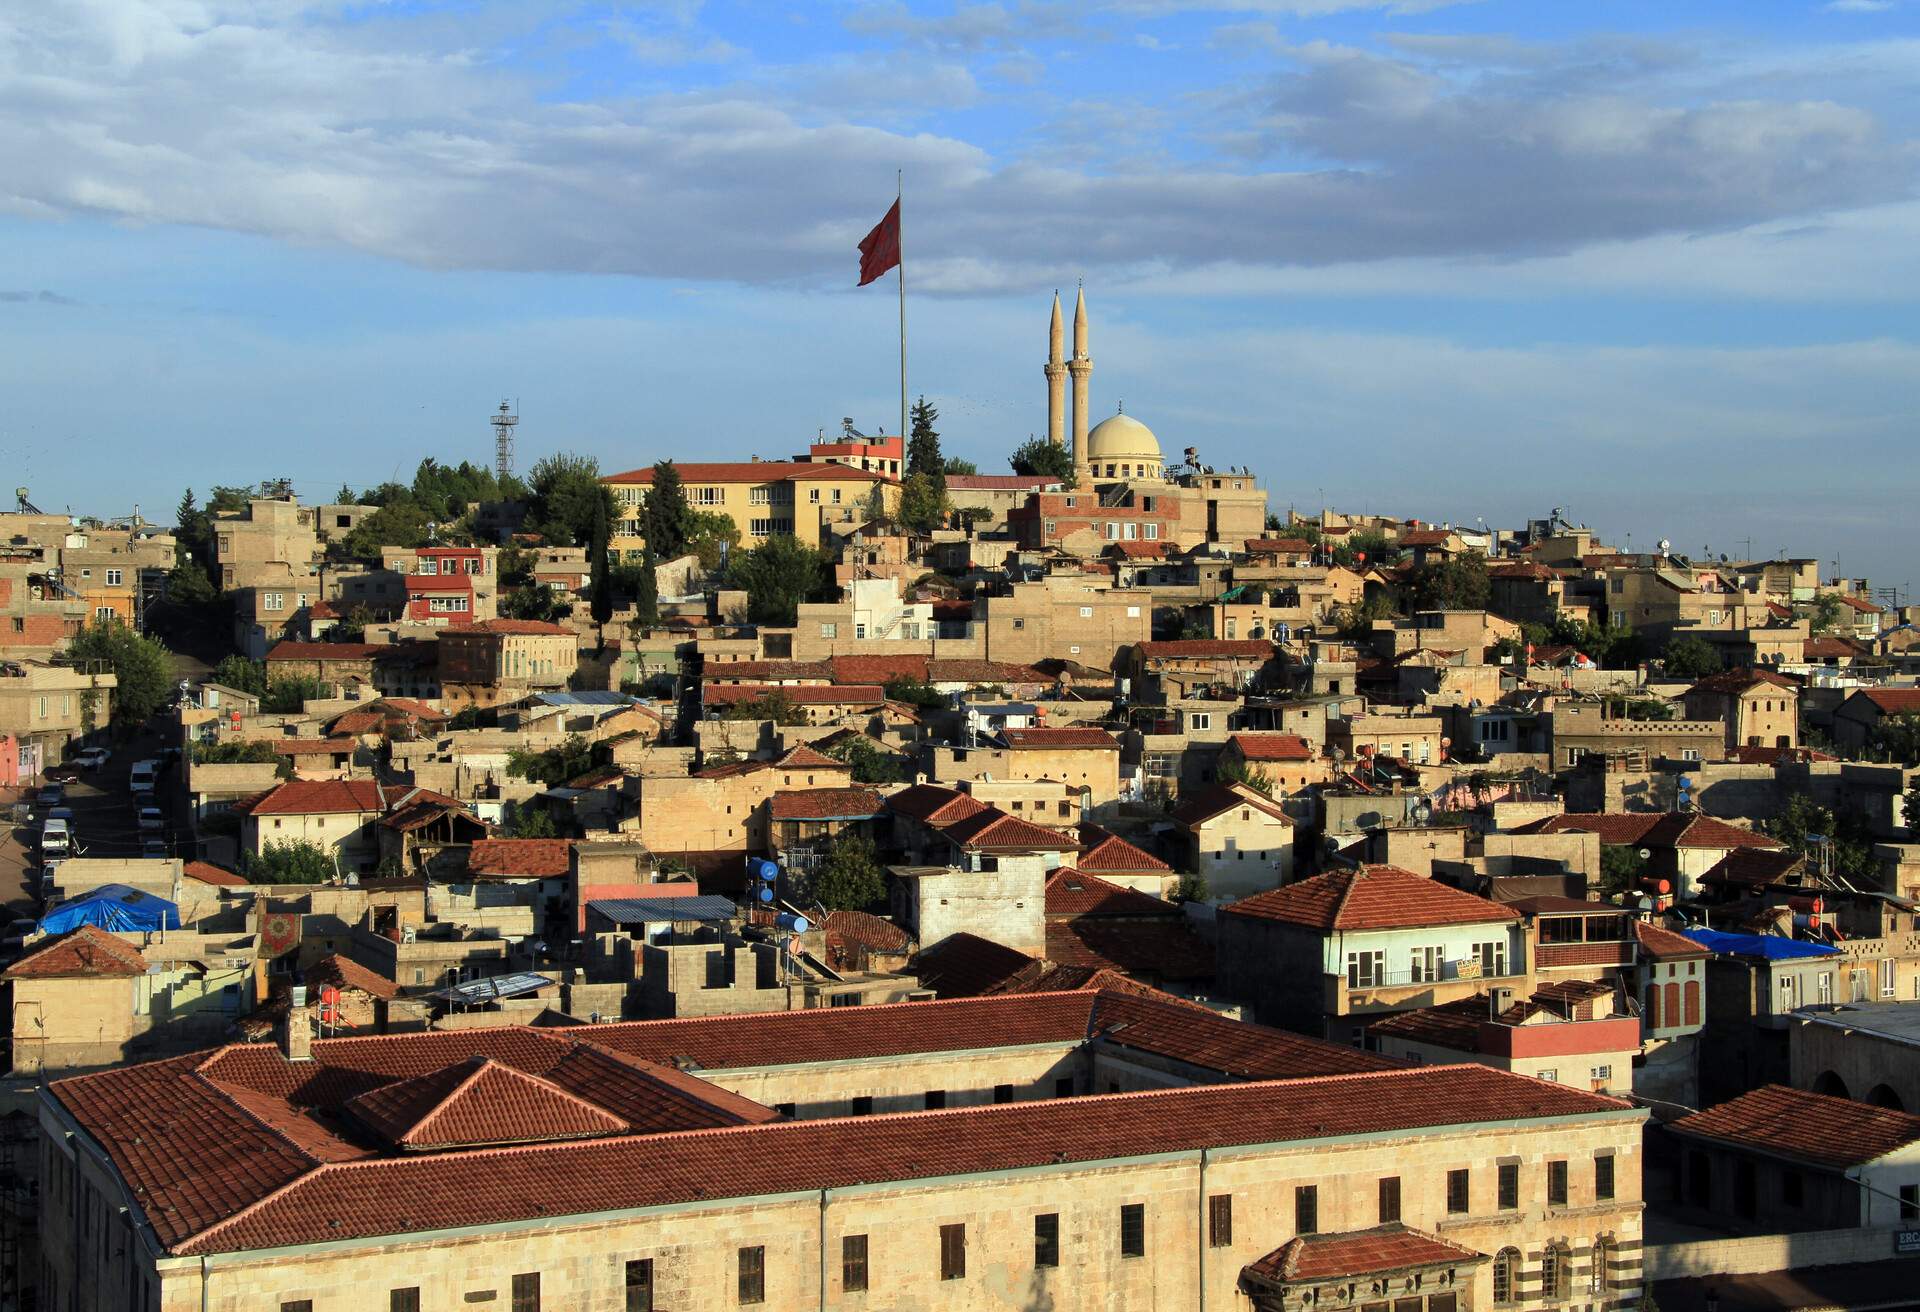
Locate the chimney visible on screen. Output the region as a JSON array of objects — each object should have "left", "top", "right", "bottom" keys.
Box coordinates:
[
  {"left": 282, "top": 985, "right": 313, "bottom": 1062},
  {"left": 1489, "top": 986, "right": 1515, "bottom": 1019}
]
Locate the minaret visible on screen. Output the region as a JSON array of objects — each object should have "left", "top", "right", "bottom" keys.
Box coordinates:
[
  {"left": 1069, "top": 285, "right": 1093, "bottom": 487},
  {"left": 1044, "top": 292, "right": 1066, "bottom": 450}
]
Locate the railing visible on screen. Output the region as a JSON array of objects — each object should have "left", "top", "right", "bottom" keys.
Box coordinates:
[{"left": 1342, "top": 963, "right": 1524, "bottom": 989}]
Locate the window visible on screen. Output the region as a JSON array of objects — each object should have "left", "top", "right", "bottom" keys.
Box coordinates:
[
  {"left": 691, "top": 486, "right": 724, "bottom": 505},
  {"left": 624, "top": 1260, "right": 653, "bottom": 1312},
  {"left": 849, "top": 1095, "right": 872, "bottom": 1116},
  {"left": 282, "top": 1304, "right": 312, "bottom": 1312},
  {"left": 1378, "top": 1176, "right": 1401, "bottom": 1223},
  {"left": 512, "top": 1273, "right": 541, "bottom": 1312},
  {"left": 993, "top": 1083, "right": 1013, "bottom": 1104},
  {"left": 1590, "top": 1065, "right": 1613, "bottom": 1086},
  {"left": 1209, "top": 1194, "right": 1232, "bottom": 1248},
  {"left": 1447, "top": 1168, "right": 1469, "bottom": 1214},
  {"left": 842, "top": 1234, "right": 868, "bottom": 1292},
  {"left": 1498, "top": 1162, "right": 1519, "bottom": 1210},
  {"left": 392, "top": 1291, "right": 422, "bottom": 1312},
  {"left": 1409, "top": 946, "right": 1442, "bottom": 984},
  {"left": 738, "top": 1245, "right": 765, "bottom": 1303},
  {"left": 1120, "top": 1203, "right": 1145, "bottom": 1257},
  {"left": 1054, "top": 1076, "right": 1075, "bottom": 1098},
  {"left": 1492, "top": 1248, "right": 1520, "bottom": 1305},
  {"left": 1144, "top": 523, "right": 1159, "bottom": 540},
  {"left": 1548, "top": 1159, "right": 1569, "bottom": 1206},
  {"left": 1543, "top": 1243, "right": 1569, "bottom": 1300},
  {"left": 1034, "top": 1212, "right": 1059, "bottom": 1267},
  {"left": 1347, "top": 950, "right": 1385, "bottom": 988},
  {"left": 940, "top": 1223, "right": 967, "bottom": 1280},
  {"left": 1903, "top": 1185, "right": 1919, "bottom": 1221},
  {"left": 1475, "top": 941, "right": 1508, "bottom": 976},
  {"left": 1295, "top": 1184, "right": 1318, "bottom": 1234},
  {"left": 820, "top": 623, "right": 837, "bottom": 638},
  {"left": 1883, "top": 959, "right": 1897, "bottom": 998},
  {"left": 1127, "top": 605, "right": 1141, "bottom": 617},
  {"left": 1590, "top": 1238, "right": 1613, "bottom": 1294},
  {"left": 1596, "top": 1154, "right": 1616, "bottom": 1201},
  {"left": 1189, "top": 712, "right": 1211, "bottom": 730},
  {"left": 105, "top": 568, "right": 122, "bottom": 586},
  {"left": 924, "top": 1089, "right": 946, "bottom": 1110},
  {"left": 1818, "top": 971, "right": 1833, "bottom": 1004},
  {"left": 1778, "top": 974, "right": 1798, "bottom": 1011}
]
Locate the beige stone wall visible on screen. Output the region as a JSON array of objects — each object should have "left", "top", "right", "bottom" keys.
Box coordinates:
[
  {"left": 704, "top": 1043, "right": 1086, "bottom": 1117},
  {"left": 1190, "top": 806, "right": 1294, "bottom": 900},
  {"left": 904, "top": 858, "right": 1048, "bottom": 955},
  {"left": 8, "top": 975, "right": 136, "bottom": 1075},
  {"left": 118, "top": 1108, "right": 1643, "bottom": 1312},
  {"left": 635, "top": 769, "right": 775, "bottom": 854}
]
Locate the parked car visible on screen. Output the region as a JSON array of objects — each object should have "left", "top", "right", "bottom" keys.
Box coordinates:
[
  {"left": 73, "top": 746, "right": 110, "bottom": 769},
  {"left": 130, "top": 760, "right": 158, "bottom": 796},
  {"left": 35, "top": 782, "right": 63, "bottom": 808},
  {"left": 137, "top": 806, "right": 165, "bottom": 833},
  {"left": 141, "top": 838, "right": 168, "bottom": 859},
  {"left": 40, "top": 819, "right": 70, "bottom": 857}
]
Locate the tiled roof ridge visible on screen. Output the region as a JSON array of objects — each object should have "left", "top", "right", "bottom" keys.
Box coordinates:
[
  {"left": 560, "top": 1040, "right": 780, "bottom": 1125},
  {"left": 187, "top": 1070, "right": 330, "bottom": 1169},
  {"left": 192, "top": 1025, "right": 579, "bottom": 1072},
  {"left": 393, "top": 1055, "right": 632, "bottom": 1147}
]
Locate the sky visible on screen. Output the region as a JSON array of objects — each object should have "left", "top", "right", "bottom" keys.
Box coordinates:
[{"left": 1, "top": 0, "right": 1917, "bottom": 589}]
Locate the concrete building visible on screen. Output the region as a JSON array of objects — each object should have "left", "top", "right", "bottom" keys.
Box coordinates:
[
  {"left": 438, "top": 618, "right": 579, "bottom": 707},
  {"left": 1833, "top": 687, "right": 1920, "bottom": 755},
  {"left": 604, "top": 461, "right": 896, "bottom": 557},
  {"left": 1367, "top": 981, "right": 1639, "bottom": 1096},
  {"left": 1218, "top": 864, "right": 1530, "bottom": 1043},
  {"left": 1169, "top": 781, "right": 1296, "bottom": 901},
  {"left": 36, "top": 989, "right": 1645, "bottom": 1312},
  {"left": 0, "top": 658, "right": 115, "bottom": 781},
  {"left": 1681, "top": 668, "right": 1800, "bottom": 754},
  {"left": 1789, "top": 1001, "right": 1920, "bottom": 1112}
]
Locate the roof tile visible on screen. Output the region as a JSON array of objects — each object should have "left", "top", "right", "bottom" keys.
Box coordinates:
[{"left": 1225, "top": 865, "right": 1517, "bottom": 932}]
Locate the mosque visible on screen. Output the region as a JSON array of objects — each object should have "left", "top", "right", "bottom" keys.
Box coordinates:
[{"left": 1014, "top": 289, "right": 1269, "bottom": 554}]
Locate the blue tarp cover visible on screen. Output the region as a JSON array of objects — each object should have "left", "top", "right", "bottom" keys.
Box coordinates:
[
  {"left": 40, "top": 883, "right": 181, "bottom": 935},
  {"left": 1682, "top": 928, "right": 1838, "bottom": 960}
]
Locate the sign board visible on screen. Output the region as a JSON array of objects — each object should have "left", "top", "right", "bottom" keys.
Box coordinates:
[{"left": 1895, "top": 1229, "right": 1920, "bottom": 1255}]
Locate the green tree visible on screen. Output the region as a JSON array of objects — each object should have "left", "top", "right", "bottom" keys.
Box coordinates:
[
  {"left": 448, "top": 705, "right": 490, "bottom": 731},
  {"left": 812, "top": 830, "right": 887, "bottom": 912},
  {"left": 166, "top": 560, "right": 216, "bottom": 608},
  {"left": 717, "top": 688, "right": 809, "bottom": 725},
  {"left": 263, "top": 678, "right": 335, "bottom": 713},
  {"left": 1217, "top": 758, "right": 1276, "bottom": 796},
  {"left": 1402, "top": 552, "right": 1491, "bottom": 613},
  {"left": 507, "top": 803, "right": 558, "bottom": 838},
  {"left": 66, "top": 620, "right": 173, "bottom": 734},
  {"left": 342, "top": 500, "right": 431, "bottom": 559},
  {"left": 728, "top": 534, "right": 830, "bottom": 626},
  {"left": 1335, "top": 593, "right": 1397, "bottom": 637},
  {"left": 193, "top": 738, "right": 295, "bottom": 779},
  {"left": 1765, "top": 793, "right": 1877, "bottom": 881},
  {"left": 527, "top": 453, "right": 618, "bottom": 547},
  {"left": 643, "top": 461, "right": 693, "bottom": 561},
  {"left": 630, "top": 547, "right": 660, "bottom": 625},
  {"left": 588, "top": 490, "right": 613, "bottom": 634},
  {"left": 1009, "top": 436, "right": 1075, "bottom": 481},
  {"left": 942, "top": 456, "right": 978, "bottom": 476},
  {"left": 896, "top": 472, "right": 948, "bottom": 534},
  {"left": 1664, "top": 636, "right": 1723, "bottom": 679},
  {"left": 906, "top": 396, "right": 945, "bottom": 498},
  {"left": 686, "top": 510, "right": 741, "bottom": 572},
  {"left": 503, "top": 584, "right": 570, "bottom": 623},
  {"left": 211, "top": 655, "right": 268, "bottom": 695},
  {"left": 1904, "top": 775, "right": 1920, "bottom": 836},
  {"left": 1597, "top": 845, "right": 1646, "bottom": 899},
  {"left": 1807, "top": 593, "right": 1846, "bottom": 635},
  {"left": 1171, "top": 871, "right": 1209, "bottom": 904},
  {"left": 243, "top": 839, "right": 337, "bottom": 884},
  {"left": 1329, "top": 530, "right": 1393, "bottom": 570},
  {"left": 506, "top": 735, "right": 603, "bottom": 789},
  {"left": 882, "top": 676, "right": 946, "bottom": 710},
  {"left": 826, "top": 735, "right": 909, "bottom": 784},
  {"left": 1865, "top": 713, "right": 1920, "bottom": 766}
]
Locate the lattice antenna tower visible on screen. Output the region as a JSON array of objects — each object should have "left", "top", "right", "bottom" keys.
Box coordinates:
[{"left": 491, "top": 400, "right": 518, "bottom": 484}]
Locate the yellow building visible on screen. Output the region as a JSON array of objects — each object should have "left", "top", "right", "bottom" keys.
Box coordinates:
[{"left": 602, "top": 461, "right": 898, "bottom": 559}]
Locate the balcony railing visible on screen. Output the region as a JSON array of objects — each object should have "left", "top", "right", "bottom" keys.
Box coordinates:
[{"left": 1341, "top": 962, "right": 1524, "bottom": 989}]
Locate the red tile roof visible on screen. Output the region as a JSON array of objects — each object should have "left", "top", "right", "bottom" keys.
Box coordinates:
[
  {"left": 2, "top": 925, "right": 147, "bottom": 978},
  {"left": 999, "top": 726, "right": 1121, "bottom": 750},
  {"left": 884, "top": 784, "right": 988, "bottom": 827},
  {"left": 447, "top": 618, "right": 573, "bottom": 635},
  {"left": 1046, "top": 920, "right": 1214, "bottom": 981},
  {"left": 1671, "top": 1084, "right": 1920, "bottom": 1168},
  {"left": 345, "top": 1055, "right": 631, "bottom": 1150},
  {"left": 1169, "top": 783, "right": 1294, "bottom": 828},
  {"left": 306, "top": 953, "right": 400, "bottom": 1000},
  {"left": 1075, "top": 824, "right": 1171, "bottom": 873},
  {"left": 703, "top": 684, "right": 886, "bottom": 706},
  {"left": 913, "top": 931, "right": 1052, "bottom": 997},
  {"left": 773, "top": 745, "right": 844, "bottom": 769},
  {"left": 1397, "top": 529, "right": 1455, "bottom": 547},
  {"left": 1244, "top": 537, "right": 1314, "bottom": 555},
  {"left": 603, "top": 462, "right": 891, "bottom": 485},
  {"left": 1246, "top": 1225, "right": 1487, "bottom": 1284},
  {"left": 1855, "top": 688, "right": 1920, "bottom": 715},
  {"left": 944, "top": 474, "right": 1060, "bottom": 491},
  {"left": 404, "top": 574, "right": 474, "bottom": 593},
  {"left": 1634, "top": 920, "right": 1711, "bottom": 961},
  {"left": 1700, "top": 847, "right": 1808, "bottom": 889},
  {"left": 1229, "top": 732, "right": 1313, "bottom": 762},
  {"left": 233, "top": 780, "right": 463, "bottom": 818},
  {"left": 183, "top": 861, "right": 249, "bottom": 887},
  {"left": 1226, "top": 865, "right": 1518, "bottom": 932},
  {"left": 769, "top": 786, "right": 884, "bottom": 821},
  {"left": 1686, "top": 668, "right": 1798, "bottom": 696},
  {"left": 1836, "top": 594, "right": 1884, "bottom": 614},
  {"left": 1519, "top": 812, "right": 1783, "bottom": 851},
  {"left": 466, "top": 838, "right": 575, "bottom": 879},
  {"left": 1045, "top": 868, "right": 1178, "bottom": 918},
  {"left": 938, "top": 807, "right": 1072, "bottom": 852},
  {"left": 269, "top": 737, "right": 357, "bottom": 756},
  {"left": 1135, "top": 639, "right": 1275, "bottom": 660},
  {"left": 1804, "top": 636, "right": 1870, "bottom": 660},
  {"left": 700, "top": 659, "right": 831, "bottom": 682},
  {"left": 821, "top": 910, "right": 913, "bottom": 958}
]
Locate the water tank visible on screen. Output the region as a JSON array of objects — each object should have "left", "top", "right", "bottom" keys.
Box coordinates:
[
  {"left": 750, "top": 858, "right": 779, "bottom": 882},
  {"left": 756, "top": 884, "right": 775, "bottom": 904},
  {"left": 776, "top": 912, "right": 810, "bottom": 933}
]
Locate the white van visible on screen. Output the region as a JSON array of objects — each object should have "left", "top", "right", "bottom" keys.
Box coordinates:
[
  {"left": 40, "top": 819, "right": 70, "bottom": 857},
  {"left": 129, "top": 760, "right": 158, "bottom": 797}
]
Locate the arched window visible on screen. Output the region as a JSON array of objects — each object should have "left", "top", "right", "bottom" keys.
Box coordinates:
[
  {"left": 1590, "top": 1238, "right": 1613, "bottom": 1293},
  {"left": 1684, "top": 980, "right": 1701, "bottom": 1026},
  {"left": 1543, "top": 1243, "right": 1570, "bottom": 1301},
  {"left": 1664, "top": 981, "right": 1681, "bottom": 1025},
  {"left": 1492, "top": 1248, "right": 1520, "bottom": 1305},
  {"left": 1644, "top": 984, "right": 1661, "bottom": 1029}
]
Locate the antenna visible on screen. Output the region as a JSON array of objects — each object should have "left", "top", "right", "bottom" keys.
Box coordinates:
[{"left": 491, "top": 400, "right": 518, "bottom": 484}]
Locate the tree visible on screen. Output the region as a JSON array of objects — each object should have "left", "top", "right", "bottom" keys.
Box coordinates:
[
  {"left": 165, "top": 560, "right": 216, "bottom": 608},
  {"left": 1329, "top": 530, "right": 1393, "bottom": 570},
  {"left": 527, "top": 452, "right": 618, "bottom": 547},
  {"left": 1402, "top": 552, "right": 1490, "bottom": 613},
  {"left": 717, "top": 688, "right": 809, "bottom": 725},
  {"left": 642, "top": 461, "right": 693, "bottom": 561},
  {"left": 1171, "top": 871, "right": 1209, "bottom": 904},
  {"left": 243, "top": 839, "right": 337, "bottom": 884},
  {"left": 1217, "top": 758, "right": 1275, "bottom": 796},
  {"left": 588, "top": 489, "right": 613, "bottom": 634},
  {"left": 728, "top": 534, "right": 830, "bottom": 626},
  {"left": 826, "top": 735, "right": 909, "bottom": 784},
  {"left": 503, "top": 584, "right": 570, "bottom": 623},
  {"left": 66, "top": 620, "right": 172, "bottom": 733},
  {"left": 507, "top": 735, "right": 602, "bottom": 789},
  {"left": 812, "top": 830, "right": 886, "bottom": 912},
  {"left": 263, "top": 677, "right": 334, "bottom": 713},
  {"left": 193, "top": 738, "right": 294, "bottom": 779},
  {"left": 342, "top": 500, "right": 431, "bottom": 559},
  {"left": 685, "top": 510, "right": 741, "bottom": 572},
  {"left": 1664, "top": 636, "right": 1723, "bottom": 679},
  {"left": 1765, "top": 793, "right": 1877, "bottom": 881},
  {"left": 212, "top": 655, "right": 268, "bottom": 696},
  {"left": 1597, "top": 844, "right": 1646, "bottom": 899},
  {"left": 882, "top": 676, "right": 946, "bottom": 710},
  {"left": 631, "top": 547, "right": 659, "bottom": 626},
  {"left": 1335, "top": 593, "right": 1396, "bottom": 637},
  {"left": 1868, "top": 713, "right": 1920, "bottom": 766},
  {"left": 943, "top": 456, "right": 978, "bottom": 476},
  {"left": 507, "top": 803, "right": 558, "bottom": 838},
  {"left": 906, "top": 396, "right": 945, "bottom": 498},
  {"left": 1807, "top": 593, "right": 1846, "bottom": 635},
  {"left": 895, "top": 472, "right": 948, "bottom": 534},
  {"left": 1009, "top": 436, "right": 1074, "bottom": 481},
  {"left": 1904, "top": 775, "right": 1920, "bottom": 836}
]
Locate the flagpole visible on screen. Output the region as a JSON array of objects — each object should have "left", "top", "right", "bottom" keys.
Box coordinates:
[{"left": 897, "top": 169, "right": 907, "bottom": 449}]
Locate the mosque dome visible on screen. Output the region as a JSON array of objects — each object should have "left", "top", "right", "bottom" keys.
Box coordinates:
[{"left": 1086, "top": 410, "right": 1162, "bottom": 465}]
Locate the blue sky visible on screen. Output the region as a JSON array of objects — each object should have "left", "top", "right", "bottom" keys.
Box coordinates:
[{"left": 1, "top": 1, "right": 1916, "bottom": 586}]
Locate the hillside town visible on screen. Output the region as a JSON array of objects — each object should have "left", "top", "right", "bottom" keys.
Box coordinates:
[{"left": 0, "top": 292, "right": 1914, "bottom": 1312}]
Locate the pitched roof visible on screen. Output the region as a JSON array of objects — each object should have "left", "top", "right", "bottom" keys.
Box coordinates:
[
  {"left": 1700, "top": 847, "right": 1808, "bottom": 890},
  {"left": 264, "top": 641, "right": 384, "bottom": 662},
  {"left": 447, "top": 618, "right": 573, "bottom": 635},
  {"left": 183, "top": 861, "right": 249, "bottom": 888},
  {"left": 345, "top": 1055, "right": 631, "bottom": 1151},
  {"left": 938, "top": 807, "right": 1071, "bottom": 852},
  {"left": 306, "top": 952, "right": 400, "bottom": 1000},
  {"left": 466, "top": 838, "right": 575, "bottom": 879},
  {"left": 1075, "top": 824, "right": 1171, "bottom": 874},
  {"left": 1045, "top": 868, "right": 1179, "bottom": 918},
  {"left": 1244, "top": 537, "right": 1314, "bottom": 555},
  {"left": 1169, "top": 783, "right": 1293, "bottom": 828},
  {"left": 772, "top": 745, "right": 844, "bottom": 769},
  {"left": 821, "top": 910, "right": 913, "bottom": 957},
  {"left": 1686, "top": 668, "right": 1798, "bottom": 696},
  {"left": 1135, "top": 639, "right": 1275, "bottom": 659},
  {"left": 233, "top": 780, "right": 464, "bottom": 818},
  {"left": 1246, "top": 1225, "right": 1487, "bottom": 1285},
  {"left": 2, "top": 925, "right": 147, "bottom": 978},
  {"left": 1853, "top": 688, "right": 1920, "bottom": 716},
  {"left": 1804, "top": 636, "right": 1871, "bottom": 660},
  {"left": 1225, "top": 865, "right": 1518, "bottom": 932},
  {"left": 702, "top": 684, "right": 886, "bottom": 706},
  {"left": 1634, "top": 920, "right": 1711, "bottom": 961},
  {"left": 999, "top": 726, "right": 1121, "bottom": 750},
  {"left": 884, "top": 783, "right": 989, "bottom": 827},
  {"left": 1228, "top": 732, "right": 1313, "bottom": 762},
  {"left": 944, "top": 474, "right": 1060, "bottom": 491},
  {"left": 1046, "top": 920, "right": 1214, "bottom": 981},
  {"left": 1519, "top": 812, "right": 1783, "bottom": 851},
  {"left": 1671, "top": 1084, "right": 1920, "bottom": 1168},
  {"left": 769, "top": 787, "right": 885, "bottom": 821}
]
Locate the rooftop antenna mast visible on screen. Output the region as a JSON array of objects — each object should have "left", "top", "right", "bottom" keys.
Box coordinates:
[{"left": 491, "top": 400, "right": 518, "bottom": 484}]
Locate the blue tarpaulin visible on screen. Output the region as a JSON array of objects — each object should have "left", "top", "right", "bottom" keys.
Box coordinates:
[
  {"left": 1682, "top": 928, "right": 1837, "bottom": 961},
  {"left": 40, "top": 884, "right": 181, "bottom": 935}
]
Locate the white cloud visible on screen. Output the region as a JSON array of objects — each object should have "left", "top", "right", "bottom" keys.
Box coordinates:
[{"left": 1825, "top": 0, "right": 1894, "bottom": 12}]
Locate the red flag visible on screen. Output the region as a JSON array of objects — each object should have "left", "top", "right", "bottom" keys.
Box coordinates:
[{"left": 857, "top": 199, "right": 901, "bottom": 286}]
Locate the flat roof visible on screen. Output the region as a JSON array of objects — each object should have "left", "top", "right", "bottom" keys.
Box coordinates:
[{"left": 1793, "top": 1000, "right": 1920, "bottom": 1047}]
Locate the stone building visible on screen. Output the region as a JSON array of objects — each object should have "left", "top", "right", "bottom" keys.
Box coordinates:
[
  {"left": 37, "top": 988, "right": 1645, "bottom": 1312},
  {"left": 438, "top": 618, "right": 579, "bottom": 707},
  {"left": 1680, "top": 667, "right": 1800, "bottom": 754},
  {"left": 603, "top": 460, "right": 896, "bottom": 557},
  {"left": 1169, "top": 781, "right": 1297, "bottom": 901},
  {"left": 0, "top": 658, "right": 115, "bottom": 781}
]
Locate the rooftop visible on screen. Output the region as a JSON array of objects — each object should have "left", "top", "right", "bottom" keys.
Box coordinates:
[
  {"left": 465, "top": 838, "right": 575, "bottom": 879},
  {"left": 1226, "top": 865, "right": 1518, "bottom": 933},
  {"left": 1228, "top": 732, "right": 1314, "bottom": 762},
  {"left": 1517, "top": 813, "right": 1784, "bottom": 851},
  {"left": 1670, "top": 1083, "right": 1920, "bottom": 1168},
  {"left": 2, "top": 924, "right": 147, "bottom": 978}
]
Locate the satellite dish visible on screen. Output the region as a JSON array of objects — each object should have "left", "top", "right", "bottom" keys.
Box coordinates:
[
  {"left": 1637, "top": 848, "right": 1652, "bottom": 860},
  {"left": 1658, "top": 539, "right": 1671, "bottom": 554}
]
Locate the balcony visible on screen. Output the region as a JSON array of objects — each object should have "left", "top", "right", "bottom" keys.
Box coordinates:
[{"left": 1328, "top": 962, "right": 1528, "bottom": 1016}]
